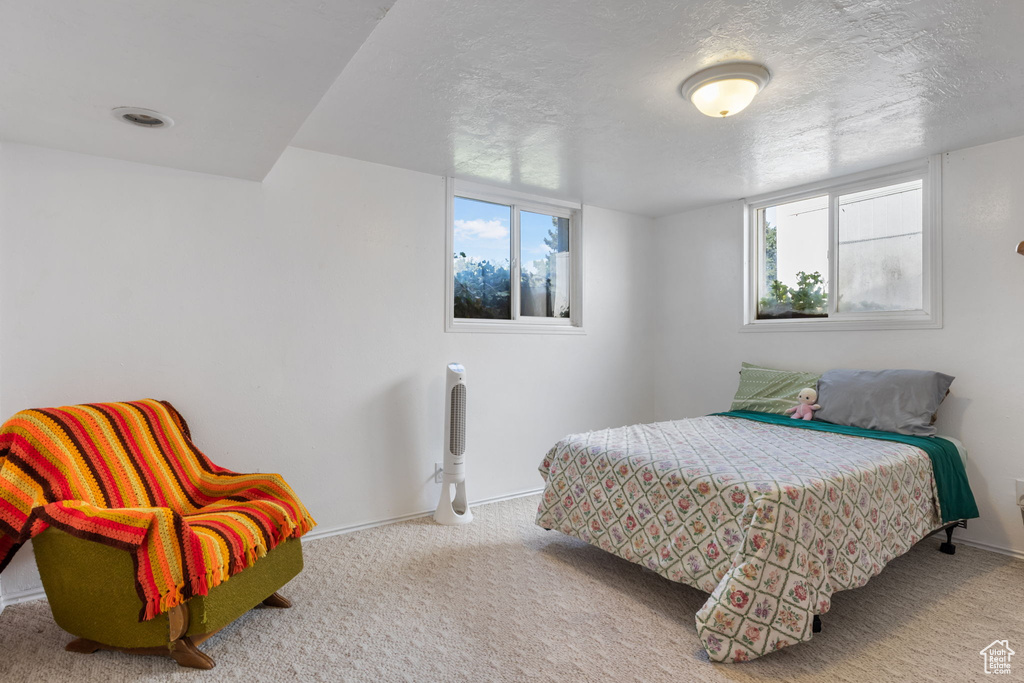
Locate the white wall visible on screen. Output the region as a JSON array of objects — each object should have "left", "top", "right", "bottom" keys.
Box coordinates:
[
  {"left": 5, "top": 130, "right": 1019, "bottom": 604},
  {"left": 652, "top": 136, "right": 1024, "bottom": 556},
  {"left": 0, "top": 143, "right": 656, "bottom": 597}
]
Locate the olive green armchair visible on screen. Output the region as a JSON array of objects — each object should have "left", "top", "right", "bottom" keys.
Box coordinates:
[{"left": 35, "top": 527, "right": 303, "bottom": 669}]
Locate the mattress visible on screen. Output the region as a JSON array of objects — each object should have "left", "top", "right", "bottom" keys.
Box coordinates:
[{"left": 535, "top": 413, "right": 964, "bottom": 662}]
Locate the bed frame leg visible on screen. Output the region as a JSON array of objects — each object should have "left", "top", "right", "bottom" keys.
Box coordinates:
[
  {"left": 939, "top": 525, "right": 956, "bottom": 555},
  {"left": 812, "top": 615, "right": 822, "bottom": 633}
]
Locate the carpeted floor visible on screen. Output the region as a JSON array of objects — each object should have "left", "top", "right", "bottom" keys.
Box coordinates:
[{"left": 0, "top": 495, "right": 1021, "bottom": 682}]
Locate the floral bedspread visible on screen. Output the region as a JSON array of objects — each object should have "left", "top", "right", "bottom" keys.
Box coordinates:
[{"left": 535, "top": 415, "right": 942, "bottom": 662}]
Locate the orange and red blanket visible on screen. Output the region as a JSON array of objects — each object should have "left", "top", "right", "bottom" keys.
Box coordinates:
[{"left": 0, "top": 399, "right": 315, "bottom": 621}]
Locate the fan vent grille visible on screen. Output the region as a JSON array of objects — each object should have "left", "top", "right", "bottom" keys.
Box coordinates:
[{"left": 449, "top": 383, "right": 466, "bottom": 455}]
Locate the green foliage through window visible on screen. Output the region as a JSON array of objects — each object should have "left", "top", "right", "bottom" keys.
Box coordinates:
[
  {"left": 764, "top": 222, "right": 778, "bottom": 286},
  {"left": 759, "top": 270, "right": 828, "bottom": 318},
  {"left": 451, "top": 190, "right": 576, "bottom": 325},
  {"left": 453, "top": 252, "right": 511, "bottom": 319}
]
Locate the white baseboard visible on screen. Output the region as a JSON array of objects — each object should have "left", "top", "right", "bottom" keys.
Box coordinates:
[
  {"left": 956, "top": 537, "right": 1024, "bottom": 561},
  {"left": 0, "top": 584, "right": 46, "bottom": 607},
  {"left": 302, "top": 487, "right": 543, "bottom": 543}
]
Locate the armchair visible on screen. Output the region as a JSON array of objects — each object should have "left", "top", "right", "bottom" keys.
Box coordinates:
[{"left": 0, "top": 399, "right": 316, "bottom": 669}]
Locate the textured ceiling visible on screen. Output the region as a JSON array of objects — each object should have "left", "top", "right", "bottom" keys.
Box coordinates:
[
  {"left": 2, "top": 1, "right": 1022, "bottom": 216},
  {"left": 0, "top": 1, "right": 395, "bottom": 180},
  {"left": 293, "top": 0, "right": 1024, "bottom": 217}
]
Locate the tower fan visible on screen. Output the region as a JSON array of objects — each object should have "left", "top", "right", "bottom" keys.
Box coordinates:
[{"left": 434, "top": 362, "right": 473, "bottom": 525}]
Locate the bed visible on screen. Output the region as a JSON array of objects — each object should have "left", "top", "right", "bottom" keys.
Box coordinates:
[{"left": 535, "top": 409, "right": 978, "bottom": 663}]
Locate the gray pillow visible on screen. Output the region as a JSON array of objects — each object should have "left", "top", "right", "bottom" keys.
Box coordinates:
[{"left": 815, "top": 369, "right": 954, "bottom": 436}]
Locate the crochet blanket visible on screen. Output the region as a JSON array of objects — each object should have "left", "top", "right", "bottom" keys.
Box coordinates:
[{"left": 0, "top": 399, "right": 316, "bottom": 621}]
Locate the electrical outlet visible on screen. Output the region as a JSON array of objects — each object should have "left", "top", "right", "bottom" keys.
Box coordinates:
[
  {"left": 434, "top": 463, "right": 444, "bottom": 484},
  {"left": 1016, "top": 479, "right": 1024, "bottom": 507}
]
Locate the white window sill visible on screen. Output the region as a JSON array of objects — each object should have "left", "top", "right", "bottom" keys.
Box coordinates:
[
  {"left": 446, "top": 320, "right": 585, "bottom": 335},
  {"left": 740, "top": 314, "right": 941, "bottom": 333}
]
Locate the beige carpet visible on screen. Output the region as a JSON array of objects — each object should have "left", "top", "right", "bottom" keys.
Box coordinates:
[{"left": 0, "top": 495, "right": 1021, "bottom": 682}]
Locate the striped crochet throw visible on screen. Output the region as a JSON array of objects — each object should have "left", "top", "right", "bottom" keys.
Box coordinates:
[{"left": 0, "top": 399, "right": 315, "bottom": 621}]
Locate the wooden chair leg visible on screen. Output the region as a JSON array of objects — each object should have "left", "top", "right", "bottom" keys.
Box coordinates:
[
  {"left": 168, "top": 603, "right": 190, "bottom": 641},
  {"left": 65, "top": 637, "right": 102, "bottom": 654},
  {"left": 65, "top": 636, "right": 215, "bottom": 670},
  {"left": 262, "top": 591, "right": 291, "bottom": 608},
  {"left": 169, "top": 637, "right": 216, "bottom": 670}
]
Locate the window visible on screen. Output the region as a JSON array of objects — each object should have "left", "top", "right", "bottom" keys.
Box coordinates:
[
  {"left": 744, "top": 156, "right": 941, "bottom": 331},
  {"left": 446, "top": 179, "right": 583, "bottom": 333}
]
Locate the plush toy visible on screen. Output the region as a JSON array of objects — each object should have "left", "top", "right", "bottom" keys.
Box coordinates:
[{"left": 785, "top": 388, "right": 821, "bottom": 420}]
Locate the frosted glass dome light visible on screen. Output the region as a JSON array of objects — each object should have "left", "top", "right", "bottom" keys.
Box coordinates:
[{"left": 681, "top": 63, "right": 771, "bottom": 118}]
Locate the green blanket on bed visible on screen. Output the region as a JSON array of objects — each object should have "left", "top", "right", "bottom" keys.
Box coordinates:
[{"left": 717, "top": 410, "right": 979, "bottom": 524}]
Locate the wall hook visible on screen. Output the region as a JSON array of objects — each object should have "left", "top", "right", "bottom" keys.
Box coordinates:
[{"left": 1018, "top": 241, "right": 1024, "bottom": 256}]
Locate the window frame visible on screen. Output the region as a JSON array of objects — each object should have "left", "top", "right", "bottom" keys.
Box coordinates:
[
  {"left": 742, "top": 155, "right": 942, "bottom": 332},
  {"left": 445, "top": 178, "right": 584, "bottom": 334}
]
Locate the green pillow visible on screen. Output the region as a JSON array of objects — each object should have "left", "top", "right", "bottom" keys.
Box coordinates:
[{"left": 730, "top": 362, "right": 821, "bottom": 415}]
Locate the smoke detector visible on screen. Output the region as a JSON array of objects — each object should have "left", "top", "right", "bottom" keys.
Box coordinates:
[{"left": 111, "top": 107, "right": 174, "bottom": 129}]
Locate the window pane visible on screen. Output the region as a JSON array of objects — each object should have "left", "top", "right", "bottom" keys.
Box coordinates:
[
  {"left": 453, "top": 196, "right": 512, "bottom": 319},
  {"left": 520, "top": 211, "right": 570, "bottom": 318},
  {"left": 836, "top": 180, "right": 923, "bottom": 313},
  {"left": 757, "top": 195, "right": 829, "bottom": 319}
]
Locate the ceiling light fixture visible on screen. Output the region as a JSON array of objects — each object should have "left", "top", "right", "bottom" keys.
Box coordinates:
[
  {"left": 680, "top": 63, "right": 771, "bottom": 118},
  {"left": 111, "top": 106, "right": 174, "bottom": 129}
]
